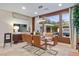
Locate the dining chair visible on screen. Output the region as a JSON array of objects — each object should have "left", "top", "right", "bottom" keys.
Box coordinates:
[
  {"left": 32, "top": 35, "right": 46, "bottom": 55},
  {"left": 3, "top": 33, "right": 12, "bottom": 48},
  {"left": 45, "top": 35, "right": 58, "bottom": 55},
  {"left": 42, "top": 32, "right": 54, "bottom": 46},
  {"left": 42, "top": 32, "right": 58, "bottom": 55},
  {"left": 22, "top": 34, "right": 33, "bottom": 48}
]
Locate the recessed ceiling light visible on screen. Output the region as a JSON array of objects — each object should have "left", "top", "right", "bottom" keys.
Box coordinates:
[
  {"left": 58, "top": 3, "right": 62, "bottom": 7},
  {"left": 34, "top": 12, "right": 38, "bottom": 15},
  {"left": 22, "top": 6, "right": 26, "bottom": 10}
]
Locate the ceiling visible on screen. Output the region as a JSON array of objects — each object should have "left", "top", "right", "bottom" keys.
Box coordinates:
[{"left": 0, "top": 3, "right": 76, "bottom": 17}]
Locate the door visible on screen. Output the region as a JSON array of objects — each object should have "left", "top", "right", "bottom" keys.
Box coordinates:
[{"left": 61, "top": 13, "right": 70, "bottom": 44}]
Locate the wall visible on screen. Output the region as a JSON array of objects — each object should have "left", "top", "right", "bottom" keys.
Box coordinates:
[{"left": 0, "top": 9, "right": 32, "bottom": 44}]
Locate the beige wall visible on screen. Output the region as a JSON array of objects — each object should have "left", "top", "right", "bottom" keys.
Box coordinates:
[{"left": 0, "top": 9, "right": 32, "bottom": 43}]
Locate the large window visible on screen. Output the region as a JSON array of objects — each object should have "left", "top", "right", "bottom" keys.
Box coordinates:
[
  {"left": 45, "top": 15, "right": 59, "bottom": 33},
  {"left": 40, "top": 9, "right": 70, "bottom": 44},
  {"left": 62, "top": 13, "right": 70, "bottom": 37},
  {"left": 45, "top": 13, "right": 70, "bottom": 37}
]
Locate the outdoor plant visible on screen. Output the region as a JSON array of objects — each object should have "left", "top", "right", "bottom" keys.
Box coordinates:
[
  {"left": 73, "top": 4, "right": 79, "bottom": 45},
  {"left": 73, "top": 4, "right": 79, "bottom": 28}
]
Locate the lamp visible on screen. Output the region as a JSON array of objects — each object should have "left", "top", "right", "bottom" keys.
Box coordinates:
[
  {"left": 37, "top": 18, "right": 46, "bottom": 23},
  {"left": 13, "top": 26, "right": 19, "bottom": 32},
  {"left": 57, "top": 28, "right": 59, "bottom": 33}
]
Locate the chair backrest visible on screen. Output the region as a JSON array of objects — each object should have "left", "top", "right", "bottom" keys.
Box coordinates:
[
  {"left": 45, "top": 32, "right": 53, "bottom": 37},
  {"left": 22, "top": 34, "right": 32, "bottom": 44},
  {"left": 4, "top": 33, "right": 12, "bottom": 43},
  {"left": 32, "top": 35, "right": 41, "bottom": 47},
  {"left": 44, "top": 32, "right": 53, "bottom": 42}
]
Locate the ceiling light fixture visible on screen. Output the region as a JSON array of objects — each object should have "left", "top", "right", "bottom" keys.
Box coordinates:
[
  {"left": 34, "top": 12, "right": 38, "bottom": 15},
  {"left": 58, "top": 3, "right": 62, "bottom": 7},
  {"left": 22, "top": 6, "right": 26, "bottom": 10},
  {"left": 37, "top": 18, "right": 46, "bottom": 23}
]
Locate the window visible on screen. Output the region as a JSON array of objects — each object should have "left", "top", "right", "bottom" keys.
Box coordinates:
[
  {"left": 62, "top": 13, "right": 70, "bottom": 37},
  {"left": 45, "top": 15, "right": 59, "bottom": 33}
]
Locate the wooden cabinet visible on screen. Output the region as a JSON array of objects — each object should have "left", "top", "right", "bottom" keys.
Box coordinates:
[
  {"left": 13, "top": 34, "right": 23, "bottom": 44},
  {"left": 58, "top": 36, "right": 70, "bottom": 44}
]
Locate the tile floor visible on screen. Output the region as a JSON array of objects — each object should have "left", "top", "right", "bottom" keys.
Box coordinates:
[{"left": 0, "top": 42, "right": 78, "bottom": 56}]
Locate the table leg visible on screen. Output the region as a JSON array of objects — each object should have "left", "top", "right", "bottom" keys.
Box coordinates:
[{"left": 45, "top": 39, "right": 47, "bottom": 50}]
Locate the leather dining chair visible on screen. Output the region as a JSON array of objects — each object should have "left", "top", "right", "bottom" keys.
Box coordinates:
[
  {"left": 32, "top": 35, "right": 45, "bottom": 49},
  {"left": 41, "top": 32, "right": 58, "bottom": 55},
  {"left": 22, "top": 34, "right": 33, "bottom": 48},
  {"left": 32, "top": 35, "right": 58, "bottom": 56},
  {"left": 32, "top": 35, "right": 46, "bottom": 55},
  {"left": 22, "top": 34, "right": 45, "bottom": 55},
  {"left": 3, "top": 33, "right": 12, "bottom": 48}
]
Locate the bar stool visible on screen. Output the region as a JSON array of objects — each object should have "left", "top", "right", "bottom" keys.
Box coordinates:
[{"left": 3, "top": 33, "right": 12, "bottom": 48}]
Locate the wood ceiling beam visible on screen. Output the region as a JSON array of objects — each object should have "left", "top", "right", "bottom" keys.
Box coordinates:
[{"left": 39, "top": 8, "right": 69, "bottom": 18}]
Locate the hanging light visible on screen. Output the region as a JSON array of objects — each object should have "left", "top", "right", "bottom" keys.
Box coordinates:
[{"left": 37, "top": 17, "right": 46, "bottom": 23}]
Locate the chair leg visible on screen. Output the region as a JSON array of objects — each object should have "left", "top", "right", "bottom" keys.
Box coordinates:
[
  {"left": 3, "top": 43, "right": 5, "bottom": 48},
  {"left": 38, "top": 51, "right": 46, "bottom": 56},
  {"left": 22, "top": 44, "right": 29, "bottom": 48},
  {"left": 33, "top": 48, "right": 46, "bottom": 56},
  {"left": 46, "top": 45, "right": 58, "bottom": 55},
  {"left": 10, "top": 42, "right": 12, "bottom": 47},
  {"left": 78, "top": 49, "right": 79, "bottom": 52},
  {"left": 3, "top": 42, "right": 12, "bottom": 48},
  {"left": 46, "top": 49, "right": 58, "bottom": 55}
]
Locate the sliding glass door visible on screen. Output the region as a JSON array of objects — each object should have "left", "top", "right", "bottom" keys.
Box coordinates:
[
  {"left": 42, "top": 12, "right": 70, "bottom": 44},
  {"left": 61, "top": 13, "right": 70, "bottom": 43}
]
